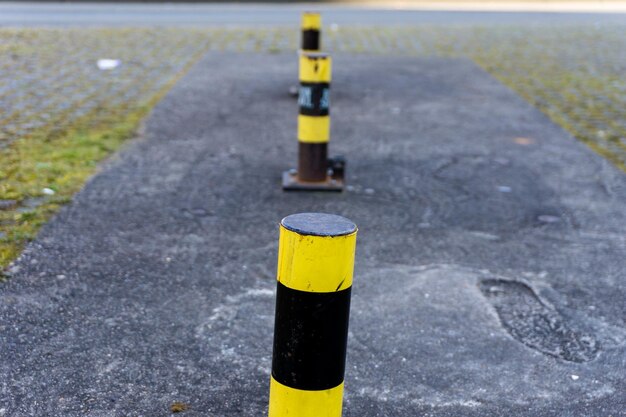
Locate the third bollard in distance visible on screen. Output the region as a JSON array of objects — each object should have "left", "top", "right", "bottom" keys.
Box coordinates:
[
  {"left": 289, "top": 11, "right": 321, "bottom": 97},
  {"left": 301, "top": 11, "right": 321, "bottom": 52}
]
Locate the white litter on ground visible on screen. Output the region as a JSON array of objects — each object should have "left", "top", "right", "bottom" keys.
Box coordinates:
[{"left": 97, "top": 59, "right": 121, "bottom": 70}]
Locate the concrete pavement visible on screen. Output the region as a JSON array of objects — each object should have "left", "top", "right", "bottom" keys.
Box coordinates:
[{"left": 0, "top": 53, "right": 625, "bottom": 416}]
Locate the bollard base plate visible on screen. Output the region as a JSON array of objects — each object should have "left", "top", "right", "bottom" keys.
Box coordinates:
[{"left": 282, "top": 170, "right": 344, "bottom": 192}]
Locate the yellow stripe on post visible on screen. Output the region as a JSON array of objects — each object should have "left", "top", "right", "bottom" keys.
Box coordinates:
[
  {"left": 299, "top": 53, "right": 331, "bottom": 83},
  {"left": 269, "top": 377, "right": 344, "bottom": 417},
  {"left": 277, "top": 221, "right": 355, "bottom": 292},
  {"left": 302, "top": 12, "right": 321, "bottom": 30},
  {"left": 298, "top": 115, "right": 330, "bottom": 144}
]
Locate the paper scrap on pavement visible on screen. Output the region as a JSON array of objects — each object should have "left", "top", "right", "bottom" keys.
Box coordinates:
[{"left": 97, "top": 59, "right": 121, "bottom": 70}]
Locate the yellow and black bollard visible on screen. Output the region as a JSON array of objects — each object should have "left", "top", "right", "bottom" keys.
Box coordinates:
[
  {"left": 289, "top": 12, "right": 322, "bottom": 97},
  {"left": 269, "top": 213, "right": 357, "bottom": 417},
  {"left": 283, "top": 53, "right": 345, "bottom": 191},
  {"left": 301, "top": 12, "right": 321, "bottom": 52}
]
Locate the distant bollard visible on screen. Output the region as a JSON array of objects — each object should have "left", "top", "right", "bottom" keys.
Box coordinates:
[
  {"left": 298, "top": 53, "right": 331, "bottom": 182},
  {"left": 268, "top": 213, "right": 358, "bottom": 417},
  {"left": 282, "top": 53, "right": 345, "bottom": 191},
  {"left": 301, "top": 11, "right": 321, "bottom": 52},
  {"left": 289, "top": 11, "right": 321, "bottom": 97}
]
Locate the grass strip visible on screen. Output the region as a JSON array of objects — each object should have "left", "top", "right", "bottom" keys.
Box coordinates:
[{"left": 0, "top": 50, "right": 205, "bottom": 274}]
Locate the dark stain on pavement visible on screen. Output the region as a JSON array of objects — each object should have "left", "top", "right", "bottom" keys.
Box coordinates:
[{"left": 479, "top": 278, "right": 599, "bottom": 362}]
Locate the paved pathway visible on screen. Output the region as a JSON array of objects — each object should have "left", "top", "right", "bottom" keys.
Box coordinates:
[{"left": 1, "top": 53, "right": 625, "bottom": 416}]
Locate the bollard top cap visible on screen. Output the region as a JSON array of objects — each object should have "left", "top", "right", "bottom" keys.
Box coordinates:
[{"left": 281, "top": 213, "right": 356, "bottom": 237}]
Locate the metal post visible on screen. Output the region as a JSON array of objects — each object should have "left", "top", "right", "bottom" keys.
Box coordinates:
[
  {"left": 301, "top": 12, "right": 321, "bottom": 52},
  {"left": 298, "top": 52, "right": 330, "bottom": 182},
  {"left": 283, "top": 53, "right": 345, "bottom": 191},
  {"left": 269, "top": 213, "right": 358, "bottom": 417}
]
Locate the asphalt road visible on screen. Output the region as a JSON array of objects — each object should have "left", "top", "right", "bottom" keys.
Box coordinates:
[
  {"left": 1, "top": 52, "right": 624, "bottom": 416},
  {"left": 2, "top": 2, "right": 626, "bottom": 27}
]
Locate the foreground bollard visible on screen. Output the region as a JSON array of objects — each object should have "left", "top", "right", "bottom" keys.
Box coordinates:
[
  {"left": 301, "top": 12, "right": 321, "bottom": 52},
  {"left": 268, "top": 213, "right": 358, "bottom": 417},
  {"left": 283, "top": 53, "right": 345, "bottom": 191}
]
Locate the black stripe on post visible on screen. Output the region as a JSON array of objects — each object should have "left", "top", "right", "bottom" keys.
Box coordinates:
[
  {"left": 272, "top": 282, "right": 352, "bottom": 391},
  {"left": 302, "top": 29, "right": 321, "bottom": 51},
  {"left": 298, "top": 82, "right": 330, "bottom": 117}
]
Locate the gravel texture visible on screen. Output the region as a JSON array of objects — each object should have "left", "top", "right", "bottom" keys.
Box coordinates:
[
  {"left": 0, "top": 28, "right": 215, "bottom": 148},
  {"left": 1, "top": 53, "right": 624, "bottom": 416}
]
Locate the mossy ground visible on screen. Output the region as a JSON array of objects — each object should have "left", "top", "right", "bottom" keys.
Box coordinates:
[
  {"left": 1, "top": 25, "right": 625, "bottom": 271},
  {"left": 1, "top": 109, "right": 141, "bottom": 271},
  {"left": 0, "top": 29, "right": 211, "bottom": 271}
]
